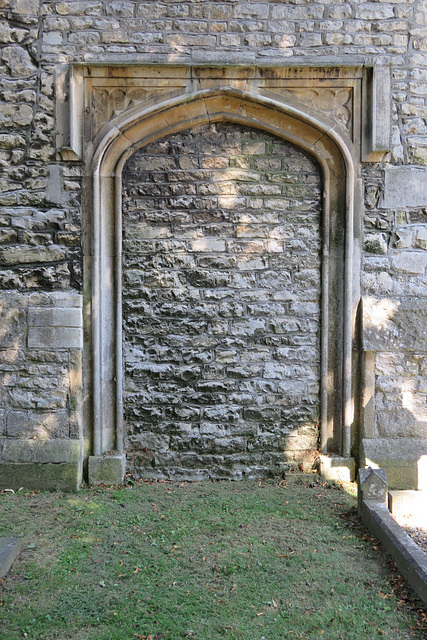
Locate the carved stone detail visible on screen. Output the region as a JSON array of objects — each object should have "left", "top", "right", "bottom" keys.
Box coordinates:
[
  {"left": 91, "top": 87, "right": 177, "bottom": 135},
  {"left": 266, "top": 87, "right": 353, "bottom": 132}
]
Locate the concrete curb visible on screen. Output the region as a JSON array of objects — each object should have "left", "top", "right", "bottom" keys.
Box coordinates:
[
  {"left": 361, "top": 499, "right": 427, "bottom": 607},
  {"left": 0, "top": 537, "right": 20, "bottom": 579}
]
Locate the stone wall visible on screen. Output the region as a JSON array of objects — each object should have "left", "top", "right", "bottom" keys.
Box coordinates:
[
  {"left": 1, "top": 0, "right": 427, "bottom": 488},
  {"left": 122, "top": 123, "right": 321, "bottom": 479}
]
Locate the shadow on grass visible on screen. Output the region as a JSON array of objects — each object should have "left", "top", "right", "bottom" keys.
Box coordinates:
[{"left": 0, "top": 474, "right": 426, "bottom": 640}]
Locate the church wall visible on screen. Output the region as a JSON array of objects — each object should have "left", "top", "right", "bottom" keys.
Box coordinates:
[{"left": 1, "top": 0, "right": 427, "bottom": 488}]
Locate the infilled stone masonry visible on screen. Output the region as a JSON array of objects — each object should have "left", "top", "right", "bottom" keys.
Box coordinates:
[{"left": 122, "top": 123, "right": 322, "bottom": 480}]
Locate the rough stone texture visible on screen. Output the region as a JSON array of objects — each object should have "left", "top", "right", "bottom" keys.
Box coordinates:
[
  {"left": 361, "top": 438, "right": 427, "bottom": 490},
  {"left": 122, "top": 123, "right": 321, "bottom": 480},
  {"left": 0, "top": 293, "right": 83, "bottom": 447},
  {"left": 0, "top": 0, "right": 427, "bottom": 487},
  {"left": 88, "top": 454, "right": 127, "bottom": 486}
]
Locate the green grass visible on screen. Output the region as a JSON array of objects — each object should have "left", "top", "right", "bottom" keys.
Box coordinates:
[{"left": 0, "top": 475, "right": 426, "bottom": 639}]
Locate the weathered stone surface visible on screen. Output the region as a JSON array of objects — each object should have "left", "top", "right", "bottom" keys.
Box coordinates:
[
  {"left": 358, "top": 467, "right": 388, "bottom": 515},
  {"left": 122, "top": 123, "right": 321, "bottom": 479},
  {"left": 363, "top": 296, "right": 427, "bottom": 352},
  {"left": 320, "top": 455, "right": 356, "bottom": 483},
  {"left": 1, "top": 1, "right": 427, "bottom": 490},
  {"left": 361, "top": 438, "right": 427, "bottom": 490},
  {"left": 1, "top": 46, "right": 37, "bottom": 77},
  {"left": 0, "top": 463, "right": 81, "bottom": 491},
  {"left": 88, "top": 454, "right": 126, "bottom": 486},
  {"left": 381, "top": 167, "right": 427, "bottom": 209},
  {"left": 0, "top": 538, "right": 21, "bottom": 579}
]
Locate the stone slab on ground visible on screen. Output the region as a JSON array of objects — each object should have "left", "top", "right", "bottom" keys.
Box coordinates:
[{"left": 0, "top": 538, "right": 20, "bottom": 579}]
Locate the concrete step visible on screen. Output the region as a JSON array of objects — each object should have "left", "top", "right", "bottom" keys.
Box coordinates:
[{"left": 0, "top": 538, "right": 20, "bottom": 578}]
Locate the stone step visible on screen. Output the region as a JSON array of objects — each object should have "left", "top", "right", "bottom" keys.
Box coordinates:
[{"left": 0, "top": 538, "right": 20, "bottom": 579}]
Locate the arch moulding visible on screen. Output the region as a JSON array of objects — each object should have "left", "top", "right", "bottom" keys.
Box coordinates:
[{"left": 60, "top": 65, "right": 380, "bottom": 485}]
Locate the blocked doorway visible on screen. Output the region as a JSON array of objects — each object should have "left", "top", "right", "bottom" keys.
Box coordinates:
[{"left": 121, "top": 123, "right": 322, "bottom": 480}]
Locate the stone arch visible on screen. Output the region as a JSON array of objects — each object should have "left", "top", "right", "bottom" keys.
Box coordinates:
[{"left": 84, "top": 88, "right": 361, "bottom": 483}]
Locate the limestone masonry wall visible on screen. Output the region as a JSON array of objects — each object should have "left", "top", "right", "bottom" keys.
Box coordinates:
[
  {"left": 1, "top": 0, "right": 427, "bottom": 487},
  {"left": 122, "top": 124, "right": 321, "bottom": 479}
]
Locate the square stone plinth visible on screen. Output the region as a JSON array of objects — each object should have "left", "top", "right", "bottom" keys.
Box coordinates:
[
  {"left": 88, "top": 454, "right": 126, "bottom": 486},
  {"left": 319, "top": 455, "right": 355, "bottom": 482}
]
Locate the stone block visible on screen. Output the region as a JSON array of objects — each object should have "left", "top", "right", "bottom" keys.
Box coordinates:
[
  {"left": 0, "top": 463, "right": 81, "bottom": 491},
  {"left": 27, "top": 326, "right": 83, "bottom": 349},
  {"left": 28, "top": 307, "right": 82, "bottom": 328},
  {"left": 381, "top": 166, "right": 427, "bottom": 209},
  {"left": 0, "top": 438, "right": 82, "bottom": 463},
  {"left": 358, "top": 467, "right": 388, "bottom": 515},
  {"left": 319, "top": 455, "right": 355, "bottom": 482},
  {"left": 0, "top": 538, "right": 21, "bottom": 579},
  {"left": 361, "top": 438, "right": 427, "bottom": 490},
  {"left": 362, "top": 296, "right": 427, "bottom": 351},
  {"left": 388, "top": 490, "right": 427, "bottom": 519},
  {"left": 88, "top": 454, "right": 126, "bottom": 486}
]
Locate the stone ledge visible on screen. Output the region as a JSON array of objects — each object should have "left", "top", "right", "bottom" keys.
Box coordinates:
[
  {"left": 361, "top": 500, "right": 427, "bottom": 608},
  {"left": 0, "top": 538, "right": 20, "bottom": 579},
  {"left": 361, "top": 438, "right": 427, "bottom": 490}
]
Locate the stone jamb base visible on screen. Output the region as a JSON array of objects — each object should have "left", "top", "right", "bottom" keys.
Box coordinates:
[
  {"left": 319, "top": 455, "right": 356, "bottom": 482},
  {"left": 88, "top": 454, "right": 126, "bottom": 486}
]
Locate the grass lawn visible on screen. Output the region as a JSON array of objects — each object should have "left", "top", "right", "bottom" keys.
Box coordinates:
[{"left": 0, "top": 474, "right": 426, "bottom": 640}]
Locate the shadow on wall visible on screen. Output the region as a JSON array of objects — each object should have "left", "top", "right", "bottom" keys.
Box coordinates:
[
  {"left": 0, "top": 292, "right": 83, "bottom": 491},
  {"left": 121, "top": 122, "right": 322, "bottom": 481}
]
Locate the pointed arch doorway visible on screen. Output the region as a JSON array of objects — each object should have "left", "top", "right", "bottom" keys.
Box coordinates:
[{"left": 83, "top": 79, "right": 362, "bottom": 484}]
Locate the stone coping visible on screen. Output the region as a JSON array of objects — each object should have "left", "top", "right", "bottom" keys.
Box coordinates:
[{"left": 361, "top": 499, "right": 427, "bottom": 607}]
